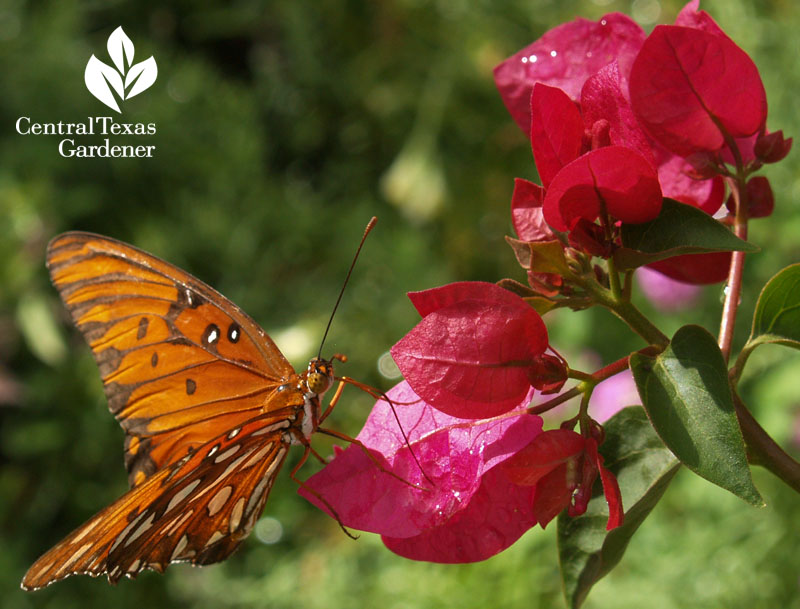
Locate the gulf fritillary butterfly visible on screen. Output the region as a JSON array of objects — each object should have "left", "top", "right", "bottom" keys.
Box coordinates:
[{"left": 22, "top": 226, "right": 374, "bottom": 590}]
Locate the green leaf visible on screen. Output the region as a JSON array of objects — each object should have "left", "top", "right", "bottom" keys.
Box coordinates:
[
  {"left": 614, "top": 198, "right": 758, "bottom": 270},
  {"left": 750, "top": 263, "right": 800, "bottom": 349},
  {"left": 630, "top": 325, "right": 763, "bottom": 506},
  {"left": 558, "top": 407, "right": 680, "bottom": 609}
]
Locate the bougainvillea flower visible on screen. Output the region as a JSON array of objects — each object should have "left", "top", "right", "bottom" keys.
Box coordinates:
[
  {"left": 502, "top": 428, "right": 623, "bottom": 530},
  {"left": 494, "top": 3, "right": 742, "bottom": 215},
  {"left": 493, "top": 13, "right": 646, "bottom": 133},
  {"left": 629, "top": 24, "right": 767, "bottom": 157},
  {"left": 542, "top": 145, "right": 662, "bottom": 232},
  {"left": 301, "top": 381, "right": 544, "bottom": 562},
  {"left": 391, "top": 282, "right": 551, "bottom": 419}
]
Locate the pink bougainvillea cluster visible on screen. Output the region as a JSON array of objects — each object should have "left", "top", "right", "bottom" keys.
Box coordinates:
[{"left": 304, "top": 0, "right": 790, "bottom": 565}]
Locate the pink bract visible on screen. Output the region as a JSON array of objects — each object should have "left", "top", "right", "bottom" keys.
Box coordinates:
[
  {"left": 494, "top": 13, "right": 646, "bottom": 133},
  {"left": 300, "top": 381, "right": 544, "bottom": 562}
]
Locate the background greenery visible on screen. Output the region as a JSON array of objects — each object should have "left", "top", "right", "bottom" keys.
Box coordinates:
[{"left": 2, "top": 0, "right": 800, "bottom": 607}]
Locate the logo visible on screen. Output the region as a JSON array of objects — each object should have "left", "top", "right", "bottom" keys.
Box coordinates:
[{"left": 85, "top": 27, "right": 157, "bottom": 113}]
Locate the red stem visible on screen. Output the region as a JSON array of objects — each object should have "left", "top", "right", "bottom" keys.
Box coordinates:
[
  {"left": 719, "top": 174, "right": 749, "bottom": 362},
  {"left": 528, "top": 351, "right": 649, "bottom": 415}
]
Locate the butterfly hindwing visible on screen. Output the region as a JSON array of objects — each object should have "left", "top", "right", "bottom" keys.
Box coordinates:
[
  {"left": 21, "top": 415, "right": 294, "bottom": 590},
  {"left": 46, "top": 232, "right": 298, "bottom": 485}
]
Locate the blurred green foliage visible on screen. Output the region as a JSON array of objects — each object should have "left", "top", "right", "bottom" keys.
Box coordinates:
[{"left": 2, "top": 0, "right": 800, "bottom": 607}]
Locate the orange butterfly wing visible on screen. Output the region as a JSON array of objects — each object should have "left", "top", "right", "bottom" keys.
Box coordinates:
[
  {"left": 22, "top": 414, "right": 296, "bottom": 590},
  {"left": 46, "top": 232, "right": 297, "bottom": 485},
  {"left": 22, "top": 232, "right": 327, "bottom": 589}
]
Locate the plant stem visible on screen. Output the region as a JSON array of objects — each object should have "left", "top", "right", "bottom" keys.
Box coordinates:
[
  {"left": 528, "top": 353, "right": 636, "bottom": 416},
  {"left": 719, "top": 171, "right": 750, "bottom": 362},
  {"left": 733, "top": 389, "right": 800, "bottom": 494},
  {"left": 576, "top": 274, "right": 670, "bottom": 348},
  {"left": 607, "top": 297, "right": 670, "bottom": 347}
]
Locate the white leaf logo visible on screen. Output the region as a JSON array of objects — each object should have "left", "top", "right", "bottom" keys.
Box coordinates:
[{"left": 84, "top": 26, "right": 157, "bottom": 113}]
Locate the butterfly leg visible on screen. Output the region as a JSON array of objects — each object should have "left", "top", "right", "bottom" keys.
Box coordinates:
[
  {"left": 316, "top": 427, "right": 430, "bottom": 492},
  {"left": 318, "top": 378, "right": 346, "bottom": 425},
  {"left": 289, "top": 444, "right": 358, "bottom": 540},
  {"left": 323, "top": 377, "right": 434, "bottom": 486}
]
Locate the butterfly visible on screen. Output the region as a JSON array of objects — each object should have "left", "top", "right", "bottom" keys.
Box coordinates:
[{"left": 21, "top": 228, "right": 371, "bottom": 590}]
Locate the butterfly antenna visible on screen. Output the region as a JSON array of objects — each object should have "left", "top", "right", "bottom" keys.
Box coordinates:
[{"left": 317, "top": 217, "right": 378, "bottom": 360}]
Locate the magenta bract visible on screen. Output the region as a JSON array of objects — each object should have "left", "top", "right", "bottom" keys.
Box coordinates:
[
  {"left": 300, "top": 381, "right": 544, "bottom": 562},
  {"left": 494, "top": 13, "right": 645, "bottom": 134}
]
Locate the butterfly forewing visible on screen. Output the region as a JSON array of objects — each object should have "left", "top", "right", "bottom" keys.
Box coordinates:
[
  {"left": 21, "top": 415, "right": 294, "bottom": 590},
  {"left": 46, "top": 232, "right": 297, "bottom": 485}
]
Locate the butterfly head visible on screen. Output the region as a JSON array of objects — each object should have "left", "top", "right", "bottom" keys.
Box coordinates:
[{"left": 305, "top": 354, "right": 346, "bottom": 396}]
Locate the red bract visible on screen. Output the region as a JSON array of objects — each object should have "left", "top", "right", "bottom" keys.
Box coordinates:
[
  {"left": 647, "top": 251, "right": 732, "bottom": 285},
  {"left": 493, "top": 13, "right": 646, "bottom": 133},
  {"left": 502, "top": 429, "right": 623, "bottom": 530},
  {"left": 542, "top": 145, "right": 662, "bottom": 232},
  {"left": 629, "top": 25, "right": 767, "bottom": 157},
  {"left": 530, "top": 83, "right": 584, "bottom": 188},
  {"left": 391, "top": 282, "right": 550, "bottom": 419},
  {"left": 580, "top": 61, "right": 655, "bottom": 166},
  {"left": 511, "top": 177, "right": 554, "bottom": 242},
  {"left": 494, "top": 4, "right": 740, "bottom": 215},
  {"left": 300, "top": 381, "right": 544, "bottom": 563},
  {"left": 725, "top": 176, "right": 774, "bottom": 219}
]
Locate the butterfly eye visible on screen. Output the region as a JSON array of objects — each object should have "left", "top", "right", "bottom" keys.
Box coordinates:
[{"left": 306, "top": 371, "right": 331, "bottom": 395}]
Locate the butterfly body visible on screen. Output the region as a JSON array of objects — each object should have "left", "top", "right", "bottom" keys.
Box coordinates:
[{"left": 22, "top": 233, "right": 337, "bottom": 590}]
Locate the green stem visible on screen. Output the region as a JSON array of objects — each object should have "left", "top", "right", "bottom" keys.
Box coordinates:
[
  {"left": 575, "top": 272, "right": 669, "bottom": 348},
  {"left": 606, "top": 252, "right": 623, "bottom": 302},
  {"left": 729, "top": 339, "right": 758, "bottom": 385}
]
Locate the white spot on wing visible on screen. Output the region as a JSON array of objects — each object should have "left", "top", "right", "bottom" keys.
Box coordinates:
[
  {"left": 164, "top": 509, "right": 194, "bottom": 537},
  {"left": 205, "top": 530, "right": 226, "bottom": 547},
  {"left": 213, "top": 444, "right": 241, "bottom": 464},
  {"left": 229, "top": 497, "right": 245, "bottom": 532},
  {"left": 110, "top": 510, "right": 148, "bottom": 553},
  {"left": 207, "top": 485, "right": 233, "bottom": 517},
  {"left": 166, "top": 479, "right": 201, "bottom": 512},
  {"left": 251, "top": 420, "right": 290, "bottom": 436},
  {"left": 171, "top": 534, "right": 189, "bottom": 561},
  {"left": 241, "top": 442, "right": 274, "bottom": 470},
  {"left": 124, "top": 512, "right": 156, "bottom": 547}
]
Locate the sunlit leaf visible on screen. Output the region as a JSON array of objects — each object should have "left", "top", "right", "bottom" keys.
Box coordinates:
[
  {"left": 630, "top": 325, "right": 763, "bottom": 506},
  {"left": 615, "top": 199, "right": 758, "bottom": 270},
  {"left": 749, "top": 263, "right": 800, "bottom": 349}
]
